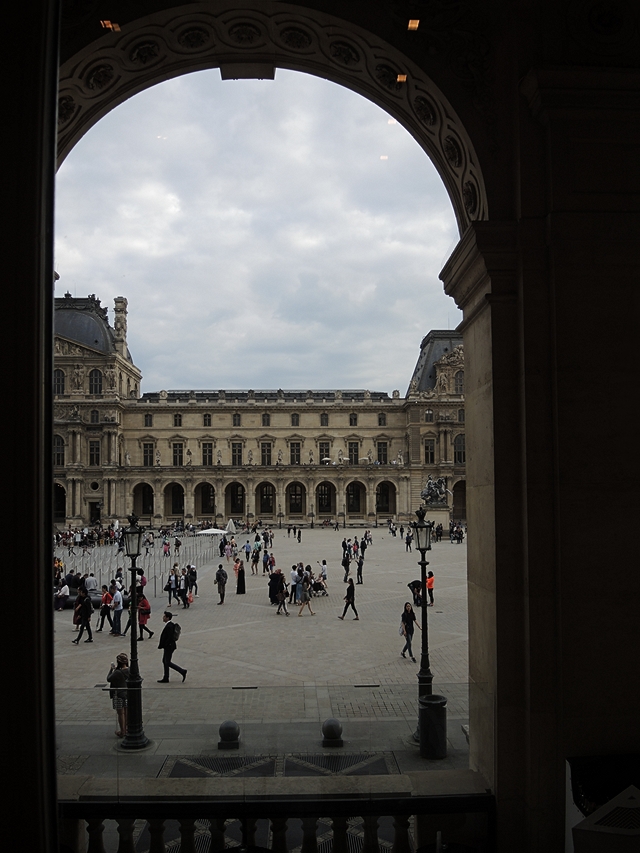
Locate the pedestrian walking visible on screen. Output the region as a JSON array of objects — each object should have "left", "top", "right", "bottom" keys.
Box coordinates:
[
  {"left": 137, "top": 591, "right": 154, "bottom": 640},
  {"left": 215, "top": 564, "right": 228, "bottom": 604},
  {"left": 157, "top": 612, "right": 187, "bottom": 683},
  {"left": 107, "top": 652, "right": 129, "bottom": 737},
  {"left": 356, "top": 555, "right": 364, "bottom": 584},
  {"left": 339, "top": 578, "right": 359, "bottom": 620},
  {"left": 297, "top": 574, "right": 315, "bottom": 616},
  {"left": 400, "top": 602, "right": 420, "bottom": 662},
  {"left": 96, "top": 585, "right": 113, "bottom": 631},
  {"left": 341, "top": 551, "right": 351, "bottom": 583},
  {"left": 72, "top": 587, "right": 93, "bottom": 643}
]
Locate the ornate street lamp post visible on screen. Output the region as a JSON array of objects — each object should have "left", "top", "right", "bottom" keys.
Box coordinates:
[
  {"left": 410, "top": 504, "right": 447, "bottom": 758},
  {"left": 309, "top": 510, "right": 315, "bottom": 529},
  {"left": 411, "top": 505, "right": 434, "bottom": 699},
  {"left": 120, "top": 513, "right": 149, "bottom": 750}
]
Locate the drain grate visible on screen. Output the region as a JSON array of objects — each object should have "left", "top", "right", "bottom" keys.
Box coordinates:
[{"left": 160, "top": 752, "right": 400, "bottom": 779}]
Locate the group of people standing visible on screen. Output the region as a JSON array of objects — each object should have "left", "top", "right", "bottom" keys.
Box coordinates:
[{"left": 164, "top": 564, "right": 198, "bottom": 608}]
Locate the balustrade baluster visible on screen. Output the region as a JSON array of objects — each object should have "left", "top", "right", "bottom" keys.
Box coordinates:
[
  {"left": 208, "top": 817, "right": 226, "bottom": 852},
  {"left": 392, "top": 815, "right": 411, "bottom": 853},
  {"left": 362, "top": 815, "right": 379, "bottom": 853},
  {"left": 178, "top": 818, "right": 197, "bottom": 853},
  {"left": 300, "top": 817, "right": 318, "bottom": 853},
  {"left": 269, "top": 816, "right": 288, "bottom": 853},
  {"left": 115, "top": 818, "right": 136, "bottom": 853},
  {"left": 85, "top": 818, "right": 106, "bottom": 853},
  {"left": 331, "top": 816, "right": 349, "bottom": 853},
  {"left": 147, "top": 818, "right": 166, "bottom": 853}
]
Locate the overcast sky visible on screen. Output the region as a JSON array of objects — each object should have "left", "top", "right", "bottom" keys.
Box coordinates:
[{"left": 54, "top": 68, "right": 460, "bottom": 395}]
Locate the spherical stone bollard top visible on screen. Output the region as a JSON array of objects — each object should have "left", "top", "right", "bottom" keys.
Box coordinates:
[
  {"left": 322, "top": 717, "right": 343, "bottom": 747},
  {"left": 219, "top": 720, "right": 240, "bottom": 742}
]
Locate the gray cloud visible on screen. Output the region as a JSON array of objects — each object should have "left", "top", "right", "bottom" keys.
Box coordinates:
[{"left": 55, "top": 69, "right": 460, "bottom": 393}]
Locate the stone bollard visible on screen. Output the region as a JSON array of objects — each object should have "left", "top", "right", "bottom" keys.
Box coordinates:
[
  {"left": 322, "top": 717, "right": 344, "bottom": 747},
  {"left": 218, "top": 719, "right": 240, "bottom": 750}
]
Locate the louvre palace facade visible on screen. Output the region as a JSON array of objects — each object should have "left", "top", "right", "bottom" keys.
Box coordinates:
[{"left": 53, "top": 293, "right": 466, "bottom": 529}]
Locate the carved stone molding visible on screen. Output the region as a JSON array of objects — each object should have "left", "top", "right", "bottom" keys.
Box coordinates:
[{"left": 57, "top": 0, "right": 487, "bottom": 231}]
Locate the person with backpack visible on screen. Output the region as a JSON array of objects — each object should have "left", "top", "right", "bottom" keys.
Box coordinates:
[{"left": 157, "top": 611, "right": 187, "bottom": 683}]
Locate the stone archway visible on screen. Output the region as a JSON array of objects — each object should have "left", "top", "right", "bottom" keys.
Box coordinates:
[{"left": 57, "top": 1, "right": 487, "bottom": 233}]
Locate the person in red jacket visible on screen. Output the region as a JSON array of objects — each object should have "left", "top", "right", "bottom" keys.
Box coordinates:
[{"left": 426, "top": 571, "right": 435, "bottom": 606}]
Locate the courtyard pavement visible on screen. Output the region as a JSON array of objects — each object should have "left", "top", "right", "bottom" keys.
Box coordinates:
[{"left": 54, "top": 526, "right": 469, "bottom": 792}]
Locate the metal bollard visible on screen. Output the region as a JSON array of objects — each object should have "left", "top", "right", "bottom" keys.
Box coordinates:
[{"left": 418, "top": 694, "right": 447, "bottom": 759}]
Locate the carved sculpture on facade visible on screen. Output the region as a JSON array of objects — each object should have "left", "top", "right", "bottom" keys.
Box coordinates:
[
  {"left": 155, "top": 449, "right": 161, "bottom": 466},
  {"left": 72, "top": 365, "right": 84, "bottom": 390}
]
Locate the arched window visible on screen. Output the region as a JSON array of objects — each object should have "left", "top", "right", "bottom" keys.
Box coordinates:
[
  {"left": 320, "top": 413, "right": 329, "bottom": 427},
  {"left": 349, "top": 413, "right": 358, "bottom": 427},
  {"left": 144, "top": 413, "right": 153, "bottom": 427},
  {"left": 455, "top": 370, "right": 465, "bottom": 394},
  {"left": 291, "top": 413, "right": 300, "bottom": 427},
  {"left": 88, "top": 369, "right": 102, "bottom": 395},
  {"left": 458, "top": 408, "right": 465, "bottom": 423},
  {"left": 425, "top": 409, "right": 434, "bottom": 422},
  {"left": 262, "top": 413, "right": 271, "bottom": 427},
  {"left": 232, "top": 413, "right": 241, "bottom": 427},
  {"left": 53, "top": 435, "right": 65, "bottom": 466},
  {"left": 90, "top": 409, "right": 99, "bottom": 424},
  {"left": 53, "top": 369, "right": 65, "bottom": 395},
  {"left": 454, "top": 434, "right": 466, "bottom": 464},
  {"left": 378, "top": 413, "right": 386, "bottom": 427},
  {"left": 174, "top": 413, "right": 182, "bottom": 427},
  {"left": 203, "top": 413, "right": 211, "bottom": 427}
]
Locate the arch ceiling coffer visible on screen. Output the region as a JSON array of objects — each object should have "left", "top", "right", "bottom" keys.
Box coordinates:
[{"left": 57, "top": 1, "right": 487, "bottom": 232}]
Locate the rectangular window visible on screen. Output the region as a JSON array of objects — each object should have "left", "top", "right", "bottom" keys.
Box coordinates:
[
  {"left": 144, "top": 413, "right": 153, "bottom": 427},
  {"left": 232, "top": 413, "right": 241, "bottom": 427},
  {"left": 320, "top": 413, "right": 329, "bottom": 427},
  {"left": 291, "top": 413, "right": 300, "bottom": 427},
  {"left": 143, "top": 443, "right": 154, "bottom": 466},
  {"left": 377, "top": 441, "right": 388, "bottom": 464},
  {"left": 202, "top": 442, "right": 213, "bottom": 466},
  {"left": 319, "top": 441, "right": 330, "bottom": 462},
  {"left": 290, "top": 442, "right": 301, "bottom": 465},
  {"left": 203, "top": 413, "right": 212, "bottom": 427},
  {"left": 261, "top": 442, "right": 272, "bottom": 465},
  {"left": 425, "top": 439, "right": 435, "bottom": 464},
  {"left": 89, "top": 440, "right": 101, "bottom": 466},
  {"left": 348, "top": 442, "right": 359, "bottom": 464},
  {"left": 232, "top": 442, "right": 243, "bottom": 465},
  {"left": 173, "top": 442, "right": 184, "bottom": 466},
  {"left": 174, "top": 413, "right": 182, "bottom": 427}
]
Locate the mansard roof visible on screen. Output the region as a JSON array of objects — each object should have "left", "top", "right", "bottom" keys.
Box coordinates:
[
  {"left": 407, "top": 329, "right": 464, "bottom": 395},
  {"left": 54, "top": 293, "right": 133, "bottom": 362}
]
